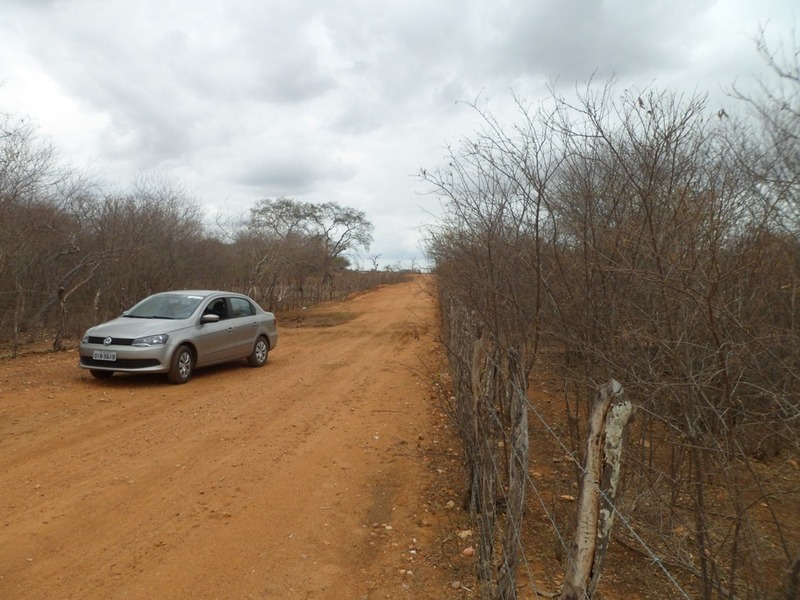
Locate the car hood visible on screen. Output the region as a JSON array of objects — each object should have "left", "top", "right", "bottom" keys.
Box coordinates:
[{"left": 87, "top": 316, "right": 191, "bottom": 338}]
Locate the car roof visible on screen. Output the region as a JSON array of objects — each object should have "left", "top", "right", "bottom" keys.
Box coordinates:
[{"left": 158, "top": 290, "right": 245, "bottom": 297}]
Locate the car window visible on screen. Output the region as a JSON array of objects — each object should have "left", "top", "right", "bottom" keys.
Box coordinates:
[
  {"left": 164, "top": 297, "right": 201, "bottom": 319},
  {"left": 125, "top": 293, "right": 204, "bottom": 319},
  {"left": 229, "top": 297, "right": 255, "bottom": 318},
  {"left": 203, "top": 298, "right": 229, "bottom": 320}
]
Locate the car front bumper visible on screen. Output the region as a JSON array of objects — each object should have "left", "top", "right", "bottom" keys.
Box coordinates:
[{"left": 78, "top": 343, "right": 173, "bottom": 374}]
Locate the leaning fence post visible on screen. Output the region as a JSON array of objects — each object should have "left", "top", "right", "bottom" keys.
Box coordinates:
[{"left": 561, "top": 379, "right": 634, "bottom": 600}]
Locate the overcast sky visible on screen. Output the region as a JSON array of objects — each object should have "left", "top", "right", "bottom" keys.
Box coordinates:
[{"left": 0, "top": 1, "right": 796, "bottom": 268}]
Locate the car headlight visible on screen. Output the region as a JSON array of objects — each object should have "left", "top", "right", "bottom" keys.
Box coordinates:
[
  {"left": 132, "top": 334, "right": 169, "bottom": 347},
  {"left": 81, "top": 333, "right": 90, "bottom": 344}
]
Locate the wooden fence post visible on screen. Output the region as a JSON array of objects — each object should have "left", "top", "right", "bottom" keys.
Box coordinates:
[
  {"left": 787, "top": 551, "right": 800, "bottom": 600},
  {"left": 562, "top": 379, "right": 634, "bottom": 600},
  {"left": 472, "top": 325, "right": 499, "bottom": 596},
  {"left": 497, "top": 348, "right": 528, "bottom": 600}
]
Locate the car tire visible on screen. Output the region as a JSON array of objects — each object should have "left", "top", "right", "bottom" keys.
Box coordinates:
[
  {"left": 247, "top": 336, "right": 269, "bottom": 367},
  {"left": 168, "top": 345, "right": 193, "bottom": 384},
  {"left": 90, "top": 369, "right": 113, "bottom": 380}
]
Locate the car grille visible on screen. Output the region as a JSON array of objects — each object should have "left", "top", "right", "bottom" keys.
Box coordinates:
[
  {"left": 86, "top": 336, "right": 135, "bottom": 346},
  {"left": 81, "top": 357, "right": 161, "bottom": 369}
]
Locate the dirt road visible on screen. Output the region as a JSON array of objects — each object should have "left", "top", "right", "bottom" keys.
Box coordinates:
[{"left": 1, "top": 276, "right": 465, "bottom": 599}]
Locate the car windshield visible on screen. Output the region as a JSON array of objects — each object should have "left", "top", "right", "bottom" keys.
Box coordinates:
[{"left": 123, "top": 293, "right": 206, "bottom": 320}]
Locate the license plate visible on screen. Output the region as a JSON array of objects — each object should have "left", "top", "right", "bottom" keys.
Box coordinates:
[{"left": 93, "top": 350, "right": 117, "bottom": 361}]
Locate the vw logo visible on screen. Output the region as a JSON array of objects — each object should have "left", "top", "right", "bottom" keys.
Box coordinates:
[{"left": 103, "top": 337, "right": 113, "bottom": 346}]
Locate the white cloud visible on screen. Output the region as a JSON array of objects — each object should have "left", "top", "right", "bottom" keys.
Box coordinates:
[{"left": 0, "top": 0, "right": 797, "bottom": 268}]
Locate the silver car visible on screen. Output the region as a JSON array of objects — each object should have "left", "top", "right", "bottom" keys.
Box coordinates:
[{"left": 78, "top": 290, "right": 278, "bottom": 384}]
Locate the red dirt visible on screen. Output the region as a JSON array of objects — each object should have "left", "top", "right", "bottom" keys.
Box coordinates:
[{"left": 0, "top": 276, "right": 469, "bottom": 600}]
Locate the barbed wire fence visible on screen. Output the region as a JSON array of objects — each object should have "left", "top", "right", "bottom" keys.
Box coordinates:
[
  {"left": 439, "top": 299, "right": 798, "bottom": 600},
  {"left": 420, "top": 59, "right": 800, "bottom": 599}
]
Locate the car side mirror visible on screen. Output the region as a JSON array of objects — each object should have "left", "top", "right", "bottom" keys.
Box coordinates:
[{"left": 201, "top": 313, "right": 220, "bottom": 324}]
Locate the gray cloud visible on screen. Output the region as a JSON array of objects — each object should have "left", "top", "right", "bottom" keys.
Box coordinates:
[
  {"left": 233, "top": 152, "right": 357, "bottom": 193},
  {"left": 0, "top": 0, "right": 796, "bottom": 268}
]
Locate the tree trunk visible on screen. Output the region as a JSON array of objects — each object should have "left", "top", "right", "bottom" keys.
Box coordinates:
[
  {"left": 785, "top": 550, "right": 800, "bottom": 599},
  {"left": 13, "top": 283, "right": 26, "bottom": 358}
]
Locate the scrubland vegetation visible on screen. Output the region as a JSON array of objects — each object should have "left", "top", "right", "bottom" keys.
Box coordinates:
[
  {"left": 0, "top": 120, "right": 412, "bottom": 355},
  {"left": 424, "top": 37, "right": 800, "bottom": 599}
]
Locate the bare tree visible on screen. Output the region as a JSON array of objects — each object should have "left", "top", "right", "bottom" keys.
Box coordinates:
[
  {"left": 246, "top": 197, "right": 374, "bottom": 307},
  {"left": 0, "top": 112, "right": 79, "bottom": 353},
  {"left": 730, "top": 26, "right": 800, "bottom": 230},
  {"left": 424, "top": 75, "right": 800, "bottom": 599}
]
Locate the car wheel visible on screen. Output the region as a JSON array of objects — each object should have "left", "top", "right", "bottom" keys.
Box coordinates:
[
  {"left": 168, "top": 345, "right": 193, "bottom": 384},
  {"left": 247, "top": 336, "right": 269, "bottom": 367},
  {"left": 90, "top": 369, "right": 113, "bottom": 380}
]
